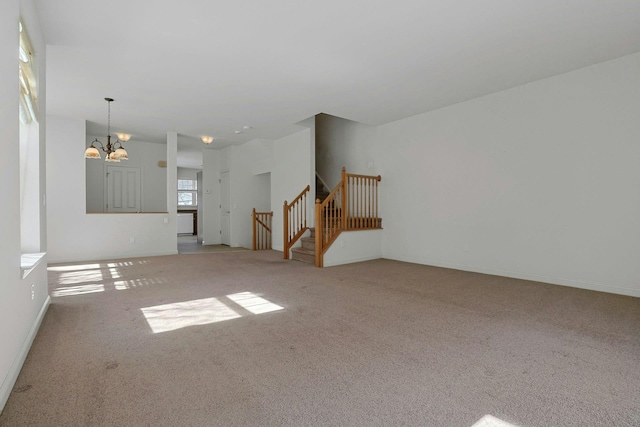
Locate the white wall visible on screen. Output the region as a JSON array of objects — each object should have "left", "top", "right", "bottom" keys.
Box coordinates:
[
  {"left": 1, "top": 0, "right": 50, "bottom": 412},
  {"left": 19, "top": 120, "right": 42, "bottom": 252},
  {"left": 166, "top": 132, "right": 178, "bottom": 220},
  {"left": 227, "top": 139, "right": 274, "bottom": 248},
  {"left": 323, "top": 230, "right": 383, "bottom": 267},
  {"left": 177, "top": 167, "right": 199, "bottom": 180},
  {"left": 254, "top": 173, "right": 271, "bottom": 213},
  {"left": 85, "top": 136, "right": 168, "bottom": 213},
  {"left": 271, "top": 128, "right": 313, "bottom": 252},
  {"left": 316, "top": 113, "right": 377, "bottom": 188},
  {"left": 47, "top": 116, "right": 177, "bottom": 263},
  {"left": 202, "top": 149, "right": 221, "bottom": 245},
  {"left": 374, "top": 52, "right": 640, "bottom": 297}
]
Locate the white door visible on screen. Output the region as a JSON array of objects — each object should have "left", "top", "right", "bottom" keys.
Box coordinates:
[
  {"left": 106, "top": 166, "right": 141, "bottom": 212},
  {"left": 220, "top": 171, "right": 231, "bottom": 245}
]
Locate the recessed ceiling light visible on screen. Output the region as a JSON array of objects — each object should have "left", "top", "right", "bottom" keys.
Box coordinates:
[
  {"left": 242, "top": 125, "right": 252, "bottom": 130},
  {"left": 235, "top": 130, "right": 242, "bottom": 134},
  {"left": 116, "top": 132, "right": 131, "bottom": 142}
]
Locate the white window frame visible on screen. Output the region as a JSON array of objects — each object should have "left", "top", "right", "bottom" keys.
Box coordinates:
[{"left": 177, "top": 179, "right": 197, "bottom": 207}]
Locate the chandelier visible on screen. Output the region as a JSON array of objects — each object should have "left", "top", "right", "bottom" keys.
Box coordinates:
[{"left": 84, "top": 97, "right": 130, "bottom": 162}]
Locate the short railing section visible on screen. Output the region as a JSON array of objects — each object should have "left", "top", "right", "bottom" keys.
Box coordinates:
[
  {"left": 252, "top": 208, "right": 273, "bottom": 250},
  {"left": 345, "top": 171, "right": 382, "bottom": 230}
]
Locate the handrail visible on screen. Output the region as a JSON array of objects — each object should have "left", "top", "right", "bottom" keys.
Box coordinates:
[
  {"left": 315, "top": 167, "right": 382, "bottom": 267},
  {"left": 345, "top": 172, "right": 382, "bottom": 180},
  {"left": 283, "top": 185, "right": 311, "bottom": 259},
  {"left": 252, "top": 209, "right": 273, "bottom": 250}
]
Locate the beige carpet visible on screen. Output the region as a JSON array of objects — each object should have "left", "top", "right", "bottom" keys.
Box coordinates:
[
  {"left": 177, "top": 235, "right": 250, "bottom": 254},
  {"left": 1, "top": 251, "right": 639, "bottom": 426}
]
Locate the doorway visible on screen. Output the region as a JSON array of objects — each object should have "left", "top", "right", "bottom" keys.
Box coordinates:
[{"left": 220, "top": 171, "right": 231, "bottom": 246}]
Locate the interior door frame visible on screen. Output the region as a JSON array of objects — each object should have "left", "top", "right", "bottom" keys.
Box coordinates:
[{"left": 220, "top": 170, "right": 231, "bottom": 246}]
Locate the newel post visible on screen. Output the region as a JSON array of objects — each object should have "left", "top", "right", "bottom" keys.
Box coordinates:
[
  {"left": 283, "top": 201, "right": 289, "bottom": 259},
  {"left": 315, "top": 198, "right": 322, "bottom": 267},
  {"left": 252, "top": 208, "right": 257, "bottom": 251}
]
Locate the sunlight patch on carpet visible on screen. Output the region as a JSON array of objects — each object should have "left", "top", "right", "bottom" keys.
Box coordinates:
[
  {"left": 114, "top": 277, "right": 168, "bottom": 290},
  {"left": 108, "top": 267, "right": 121, "bottom": 279},
  {"left": 48, "top": 263, "right": 102, "bottom": 272},
  {"left": 55, "top": 269, "right": 104, "bottom": 285},
  {"left": 52, "top": 284, "right": 105, "bottom": 297},
  {"left": 471, "top": 415, "right": 519, "bottom": 427},
  {"left": 107, "top": 261, "right": 135, "bottom": 267},
  {"left": 226, "top": 292, "right": 284, "bottom": 314},
  {"left": 141, "top": 297, "right": 241, "bottom": 333}
]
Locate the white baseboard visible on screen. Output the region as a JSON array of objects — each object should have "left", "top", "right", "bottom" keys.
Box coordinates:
[
  {"left": 48, "top": 250, "right": 178, "bottom": 264},
  {"left": 0, "top": 295, "right": 51, "bottom": 413},
  {"left": 386, "top": 255, "right": 640, "bottom": 298},
  {"left": 324, "top": 254, "right": 382, "bottom": 267}
]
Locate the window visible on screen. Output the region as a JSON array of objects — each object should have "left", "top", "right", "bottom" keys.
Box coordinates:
[
  {"left": 19, "top": 20, "right": 38, "bottom": 124},
  {"left": 19, "top": 18, "right": 44, "bottom": 276},
  {"left": 178, "top": 179, "right": 197, "bottom": 206}
]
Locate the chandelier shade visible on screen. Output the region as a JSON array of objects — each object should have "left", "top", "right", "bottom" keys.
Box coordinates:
[
  {"left": 84, "top": 98, "right": 130, "bottom": 162},
  {"left": 84, "top": 146, "right": 101, "bottom": 159},
  {"left": 116, "top": 132, "right": 131, "bottom": 142}
]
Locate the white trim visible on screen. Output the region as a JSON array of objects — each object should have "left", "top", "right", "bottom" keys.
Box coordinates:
[
  {"left": 47, "top": 249, "right": 178, "bottom": 265},
  {"left": 0, "top": 295, "right": 51, "bottom": 413},
  {"left": 386, "top": 254, "right": 640, "bottom": 298},
  {"left": 20, "top": 252, "right": 46, "bottom": 279},
  {"left": 323, "top": 253, "right": 382, "bottom": 267}
]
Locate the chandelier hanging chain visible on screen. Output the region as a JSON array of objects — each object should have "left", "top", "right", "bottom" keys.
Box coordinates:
[
  {"left": 107, "top": 98, "right": 111, "bottom": 138},
  {"left": 84, "top": 97, "right": 129, "bottom": 162}
]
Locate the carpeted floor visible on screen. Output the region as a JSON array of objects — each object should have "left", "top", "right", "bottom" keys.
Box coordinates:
[
  {"left": 177, "top": 235, "right": 249, "bottom": 254},
  {"left": 1, "top": 251, "right": 639, "bottom": 426}
]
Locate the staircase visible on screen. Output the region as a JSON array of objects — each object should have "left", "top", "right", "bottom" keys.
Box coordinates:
[
  {"left": 291, "top": 228, "right": 317, "bottom": 264},
  {"left": 290, "top": 176, "right": 331, "bottom": 264},
  {"left": 291, "top": 206, "right": 343, "bottom": 264},
  {"left": 285, "top": 168, "right": 382, "bottom": 267}
]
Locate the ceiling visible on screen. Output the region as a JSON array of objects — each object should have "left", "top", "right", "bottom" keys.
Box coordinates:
[{"left": 36, "top": 1, "right": 640, "bottom": 168}]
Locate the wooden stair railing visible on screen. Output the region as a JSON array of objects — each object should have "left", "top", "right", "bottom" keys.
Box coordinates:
[
  {"left": 315, "top": 167, "right": 382, "bottom": 267},
  {"left": 252, "top": 208, "right": 273, "bottom": 250},
  {"left": 283, "top": 185, "right": 311, "bottom": 259},
  {"left": 345, "top": 170, "right": 382, "bottom": 230}
]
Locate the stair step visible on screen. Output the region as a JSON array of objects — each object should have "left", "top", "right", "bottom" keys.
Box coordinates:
[
  {"left": 301, "top": 237, "right": 315, "bottom": 250},
  {"left": 291, "top": 247, "right": 315, "bottom": 264}
]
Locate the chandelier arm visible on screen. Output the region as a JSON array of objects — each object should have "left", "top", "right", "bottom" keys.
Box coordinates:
[{"left": 91, "top": 138, "right": 107, "bottom": 152}]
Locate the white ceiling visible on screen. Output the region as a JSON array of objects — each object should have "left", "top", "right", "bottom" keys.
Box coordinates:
[{"left": 36, "top": 0, "right": 640, "bottom": 167}]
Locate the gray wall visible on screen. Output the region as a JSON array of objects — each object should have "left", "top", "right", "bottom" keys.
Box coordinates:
[{"left": 85, "top": 136, "right": 168, "bottom": 212}]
